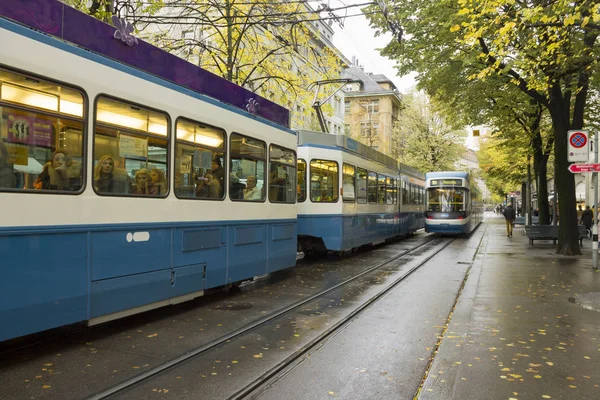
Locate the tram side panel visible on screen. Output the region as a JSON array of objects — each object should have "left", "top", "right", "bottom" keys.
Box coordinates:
[{"left": 0, "top": 16, "right": 297, "bottom": 341}]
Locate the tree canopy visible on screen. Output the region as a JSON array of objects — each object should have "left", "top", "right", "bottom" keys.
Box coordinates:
[{"left": 366, "top": 0, "right": 600, "bottom": 255}]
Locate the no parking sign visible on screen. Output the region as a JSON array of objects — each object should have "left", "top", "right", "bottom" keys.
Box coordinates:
[{"left": 568, "top": 130, "right": 589, "bottom": 162}]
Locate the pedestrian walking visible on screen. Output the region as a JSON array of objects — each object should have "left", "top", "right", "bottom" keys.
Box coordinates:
[
  {"left": 582, "top": 206, "right": 593, "bottom": 238},
  {"left": 503, "top": 204, "right": 516, "bottom": 237}
]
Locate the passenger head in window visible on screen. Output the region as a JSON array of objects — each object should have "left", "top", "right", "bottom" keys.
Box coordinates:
[
  {"left": 38, "top": 150, "right": 81, "bottom": 191},
  {"left": 243, "top": 176, "right": 261, "bottom": 200},
  {"left": 211, "top": 157, "right": 224, "bottom": 181},
  {"left": 134, "top": 168, "right": 156, "bottom": 195},
  {"left": 150, "top": 168, "right": 167, "bottom": 195},
  {"left": 196, "top": 170, "right": 221, "bottom": 199},
  {"left": 94, "top": 155, "right": 131, "bottom": 194},
  {"left": 211, "top": 157, "right": 224, "bottom": 196},
  {"left": 321, "top": 190, "right": 332, "bottom": 202},
  {"left": 0, "top": 141, "right": 17, "bottom": 189}
]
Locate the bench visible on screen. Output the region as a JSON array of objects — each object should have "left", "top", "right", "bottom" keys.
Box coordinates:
[
  {"left": 514, "top": 216, "right": 539, "bottom": 225},
  {"left": 524, "top": 225, "right": 587, "bottom": 246}
]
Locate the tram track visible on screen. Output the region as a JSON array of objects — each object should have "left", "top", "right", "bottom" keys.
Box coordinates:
[{"left": 88, "top": 235, "right": 453, "bottom": 400}]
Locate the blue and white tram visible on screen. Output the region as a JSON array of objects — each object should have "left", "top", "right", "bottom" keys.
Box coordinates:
[
  {"left": 0, "top": 1, "right": 297, "bottom": 341},
  {"left": 297, "top": 130, "right": 425, "bottom": 255},
  {"left": 424, "top": 171, "right": 483, "bottom": 234}
]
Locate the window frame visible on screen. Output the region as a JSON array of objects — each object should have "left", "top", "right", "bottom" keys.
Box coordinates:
[
  {"left": 174, "top": 116, "right": 226, "bottom": 201},
  {"left": 0, "top": 66, "right": 89, "bottom": 195},
  {"left": 92, "top": 94, "right": 171, "bottom": 198},
  {"left": 297, "top": 158, "right": 307, "bottom": 203},
  {"left": 356, "top": 167, "right": 368, "bottom": 204},
  {"left": 229, "top": 132, "right": 267, "bottom": 203},
  {"left": 342, "top": 163, "right": 356, "bottom": 203},
  {"left": 268, "top": 143, "right": 296, "bottom": 204},
  {"left": 309, "top": 158, "right": 339, "bottom": 203},
  {"left": 367, "top": 171, "right": 378, "bottom": 204}
]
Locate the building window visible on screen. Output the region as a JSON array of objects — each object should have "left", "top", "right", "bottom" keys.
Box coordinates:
[{"left": 360, "top": 99, "right": 379, "bottom": 113}]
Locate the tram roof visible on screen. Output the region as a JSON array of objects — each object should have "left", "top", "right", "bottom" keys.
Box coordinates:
[
  {"left": 298, "top": 130, "right": 425, "bottom": 176},
  {"left": 426, "top": 171, "right": 470, "bottom": 180},
  {"left": 0, "top": 0, "right": 290, "bottom": 128}
]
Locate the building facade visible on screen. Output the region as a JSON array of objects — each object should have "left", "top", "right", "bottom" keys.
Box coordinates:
[{"left": 342, "top": 60, "right": 402, "bottom": 156}]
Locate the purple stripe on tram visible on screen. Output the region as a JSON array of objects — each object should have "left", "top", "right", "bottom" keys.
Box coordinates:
[{"left": 0, "top": 0, "right": 290, "bottom": 128}]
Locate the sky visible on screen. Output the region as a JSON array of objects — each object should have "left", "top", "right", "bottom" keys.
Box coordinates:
[{"left": 321, "top": 0, "right": 417, "bottom": 93}]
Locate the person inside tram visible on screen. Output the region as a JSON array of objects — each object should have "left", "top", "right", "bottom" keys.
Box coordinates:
[
  {"left": 150, "top": 168, "right": 167, "bottom": 195},
  {"left": 320, "top": 189, "right": 332, "bottom": 202},
  {"left": 134, "top": 168, "right": 157, "bottom": 195},
  {"left": 229, "top": 171, "right": 245, "bottom": 199},
  {"left": 93, "top": 154, "right": 131, "bottom": 194},
  {"left": 196, "top": 170, "right": 221, "bottom": 199},
  {"left": 243, "top": 175, "right": 261, "bottom": 200},
  {"left": 37, "top": 150, "right": 81, "bottom": 191},
  {"left": 0, "top": 141, "right": 17, "bottom": 188},
  {"left": 211, "top": 157, "right": 224, "bottom": 196}
]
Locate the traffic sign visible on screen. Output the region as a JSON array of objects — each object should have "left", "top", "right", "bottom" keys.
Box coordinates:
[
  {"left": 568, "top": 130, "right": 589, "bottom": 162},
  {"left": 568, "top": 163, "right": 600, "bottom": 173}
]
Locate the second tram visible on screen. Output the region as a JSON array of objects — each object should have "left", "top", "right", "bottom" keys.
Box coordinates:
[{"left": 424, "top": 171, "right": 483, "bottom": 234}]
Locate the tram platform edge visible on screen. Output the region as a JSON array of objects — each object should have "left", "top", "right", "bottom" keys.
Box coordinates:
[{"left": 419, "top": 214, "right": 600, "bottom": 400}]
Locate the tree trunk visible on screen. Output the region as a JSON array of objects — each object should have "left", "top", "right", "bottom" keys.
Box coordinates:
[
  {"left": 532, "top": 128, "right": 551, "bottom": 224},
  {"left": 549, "top": 100, "right": 581, "bottom": 255},
  {"left": 536, "top": 160, "right": 550, "bottom": 225}
]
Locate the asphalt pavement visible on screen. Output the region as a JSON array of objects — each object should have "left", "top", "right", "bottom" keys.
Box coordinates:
[{"left": 419, "top": 213, "right": 600, "bottom": 400}]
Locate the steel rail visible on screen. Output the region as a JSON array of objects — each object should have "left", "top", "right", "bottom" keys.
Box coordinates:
[{"left": 88, "top": 236, "right": 441, "bottom": 400}]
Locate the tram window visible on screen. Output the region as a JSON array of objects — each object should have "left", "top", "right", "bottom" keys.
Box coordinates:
[
  {"left": 268, "top": 144, "right": 296, "bottom": 203},
  {"left": 377, "top": 174, "right": 386, "bottom": 205},
  {"left": 342, "top": 163, "right": 355, "bottom": 202},
  {"left": 93, "top": 96, "right": 168, "bottom": 197},
  {"left": 0, "top": 68, "right": 85, "bottom": 193},
  {"left": 356, "top": 167, "right": 367, "bottom": 204},
  {"left": 427, "top": 187, "right": 466, "bottom": 212},
  {"left": 402, "top": 181, "right": 409, "bottom": 205},
  {"left": 386, "top": 177, "right": 394, "bottom": 205},
  {"left": 297, "top": 159, "right": 307, "bottom": 202},
  {"left": 368, "top": 171, "right": 377, "bottom": 204},
  {"left": 175, "top": 118, "right": 225, "bottom": 200},
  {"left": 230, "top": 133, "right": 266, "bottom": 202},
  {"left": 310, "top": 159, "right": 338, "bottom": 202}
]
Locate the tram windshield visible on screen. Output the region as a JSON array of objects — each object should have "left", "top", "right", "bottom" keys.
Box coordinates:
[{"left": 427, "top": 188, "right": 467, "bottom": 212}]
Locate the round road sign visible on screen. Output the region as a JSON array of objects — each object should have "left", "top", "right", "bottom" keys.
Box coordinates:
[{"left": 570, "top": 132, "right": 588, "bottom": 148}]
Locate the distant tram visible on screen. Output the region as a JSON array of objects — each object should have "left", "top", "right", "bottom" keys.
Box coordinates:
[{"left": 424, "top": 171, "right": 483, "bottom": 234}]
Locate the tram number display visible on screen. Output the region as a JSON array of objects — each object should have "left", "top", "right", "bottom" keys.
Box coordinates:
[{"left": 430, "top": 179, "right": 462, "bottom": 186}]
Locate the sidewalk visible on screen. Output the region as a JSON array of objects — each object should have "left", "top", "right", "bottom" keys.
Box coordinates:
[{"left": 420, "top": 214, "right": 600, "bottom": 400}]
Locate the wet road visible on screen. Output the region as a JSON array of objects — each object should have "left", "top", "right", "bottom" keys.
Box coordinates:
[{"left": 252, "top": 228, "right": 485, "bottom": 400}]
